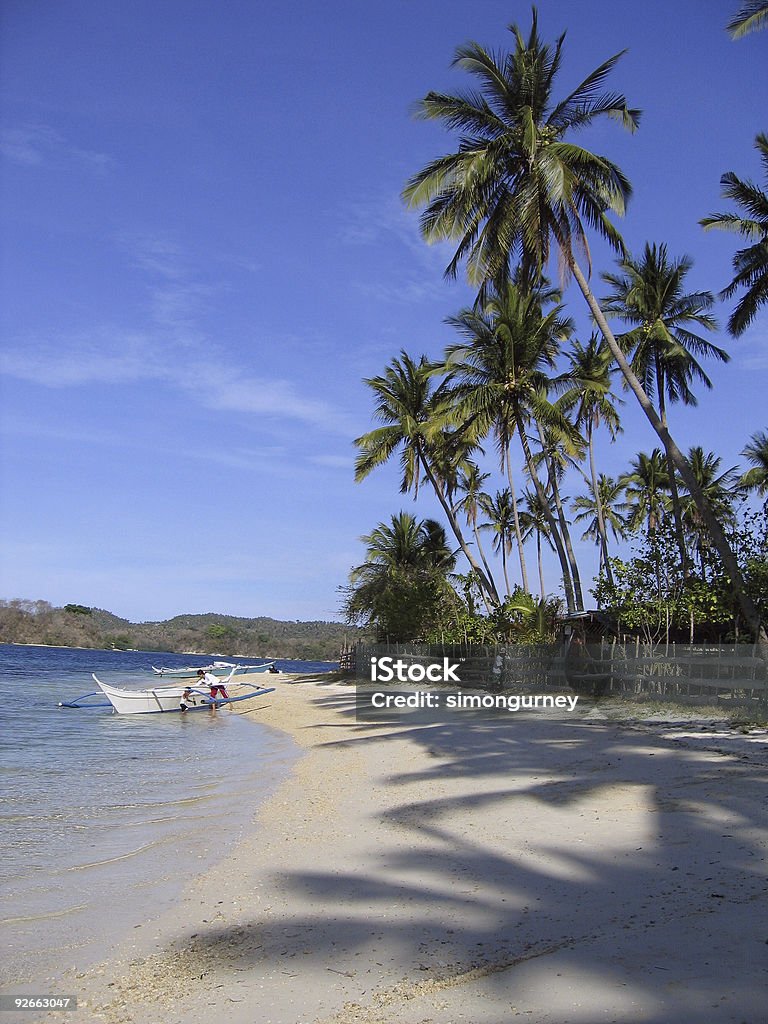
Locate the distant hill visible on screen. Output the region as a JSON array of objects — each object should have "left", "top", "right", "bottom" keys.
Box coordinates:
[{"left": 0, "top": 600, "right": 368, "bottom": 662}]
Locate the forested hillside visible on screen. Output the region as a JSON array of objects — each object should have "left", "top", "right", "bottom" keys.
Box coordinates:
[{"left": 0, "top": 600, "right": 367, "bottom": 661}]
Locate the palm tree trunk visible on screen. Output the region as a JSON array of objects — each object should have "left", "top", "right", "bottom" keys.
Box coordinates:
[
  {"left": 472, "top": 520, "right": 498, "bottom": 612},
  {"left": 505, "top": 447, "right": 531, "bottom": 593},
  {"left": 534, "top": 420, "right": 584, "bottom": 610},
  {"left": 569, "top": 257, "right": 768, "bottom": 657},
  {"left": 419, "top": 452, "right": 501, "bottom": 606},
  {"left": 513, "top": 411, "right": 576, "bottom": 613},
  {"left": 501, "top": 538, "right": 511, "bottom": 598},
  {"left": 656, "top": 368, "right": 690, "bottom": 577},
  {"left": 587, "top": 424, "right": 615, "bottom": 589},
  {"left": 549, "top": 461, "right": 585, "bottom": 610},
  {"left": 537, "top": 530, "right": 545, "bottom": 599}
]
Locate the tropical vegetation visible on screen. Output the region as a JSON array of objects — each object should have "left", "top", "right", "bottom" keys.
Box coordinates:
[{"left": 344, "top": 7, "right": 767, "bottom": 650}]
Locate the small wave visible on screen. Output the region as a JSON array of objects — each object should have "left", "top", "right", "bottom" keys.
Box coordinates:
[
  {"left": 1, "top": 902, "right": 89, "bottom": 925},
  {"left": 63, "top": 835, "right": 183, "bottom": 871}
]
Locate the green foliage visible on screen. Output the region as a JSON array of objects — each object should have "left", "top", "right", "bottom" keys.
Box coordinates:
[
  {"left": 420, "top": 580, "right": 562, "bottom": 645},
  {"left": 207, "top": 618, "right": 237, "bottom": 651},
  {"left": 344, "top": 564, "right": 462, "bottom": 643},
  {"left": 497, "top": 589, "right": 562, "bottom": 644},
  {"left": 64, "top": 604, "right": 92, "bottom": 616},
  {"left": 594, "top": 508, "right": 768, "bottom": 641},
  {"left": 701, "top": 133, "right": 768, "bottom": 336},
  {"left": 107, "top": 635, "right": 132, "bottom": 651},
  {"left": 342, "top": 512, "right": 462, "bottom": 641}
]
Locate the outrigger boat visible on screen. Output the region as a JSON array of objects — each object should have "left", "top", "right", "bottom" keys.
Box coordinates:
[
  {"left": 59, "top": 675, "right": 276, "bottom": 715},
  {"left": 150, "top": 660, "right": 275, "bottom": 678}
]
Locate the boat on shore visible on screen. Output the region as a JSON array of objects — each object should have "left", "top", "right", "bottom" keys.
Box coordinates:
[
  {"left": 150, "top": 660, "right": 275, "bottom": 678},
  {"left": 59, "top": 675, "right": 276, "bottom": 714}
]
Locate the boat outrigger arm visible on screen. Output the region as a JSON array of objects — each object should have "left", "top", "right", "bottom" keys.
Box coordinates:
[{"left": 59, "top": 692, "right": 113, "bottom": 709}]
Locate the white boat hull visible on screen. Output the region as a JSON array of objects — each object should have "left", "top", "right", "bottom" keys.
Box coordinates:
[
  {"left": 92, "top": 675, "right": 275, "bottom": 715},
  {"left": 94, "top": 676, "right": 206, "bottom": 714}
]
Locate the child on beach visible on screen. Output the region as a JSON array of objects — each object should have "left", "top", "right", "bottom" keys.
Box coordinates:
[{"left": 179, "top": 687, "right": 197, "bottom": 712}]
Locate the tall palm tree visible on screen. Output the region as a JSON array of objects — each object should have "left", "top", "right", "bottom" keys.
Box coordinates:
[
  {"left": 618, "top": 450, "right": 671, "bottom": 539},
  {"left": 619, "top": 449, "right": 672, "bottom": 598},
  {"left": 728, "top": 2, "right": 768, "bottom": 37},
  {"left": 445, "top": 279, "right": 569, "bottom": 595},
  {"left": 518, "top": 488, "right": 555, "bottom": 599},
  {"left": 532, "top": 415, "right": 586, "bottom": 609},
  {"left": 443, "top": 279, "right": 581, "bottom": 610},
  {"left": 428, "top": 427, "right": 478, "bottom": 515},
  {"left": 701, "top": 133, "right": 768, "bottom": 337},
  {"left": 403, "top": 8, "right": 766, "bottom": 649},
  {"left": 479, "top": 489, "right": 516, "bottom": 597},
  {"left": 354, "top": 350, "right": 499, "bottom": 603},
  {"left": 561, "top": 335, "right": 623, "bottom": 588},
  {"left": 454, "top": 463, "right": 499, "bottom": 605},
  {"left": 601, "top": 242, "right": 726, "bottom": 570},
  {"left": 740, "top": 430, "right": 768, "bottom": 499},
  {"left": 572, "top": 474, "right": 629, "bottom": 580},
  {"left": 678, "top": 448, "right": 738, "bottom": 578}
]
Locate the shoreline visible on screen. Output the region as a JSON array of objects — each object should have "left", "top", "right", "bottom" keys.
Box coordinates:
[
  {"left": 67, "top": 676, "right": 768, "bottom": 1023},
  {"left": 0, "top": 682, "right": 300, "bottom": 1010}
]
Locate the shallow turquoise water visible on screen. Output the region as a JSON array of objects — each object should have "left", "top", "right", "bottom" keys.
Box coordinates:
[{"left": 0, "top": 644, "right": 315, "bottom": 989}]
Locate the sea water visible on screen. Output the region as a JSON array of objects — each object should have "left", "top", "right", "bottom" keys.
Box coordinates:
[{"left": 0, "top": 644, "right": 333, "bottom": 992}]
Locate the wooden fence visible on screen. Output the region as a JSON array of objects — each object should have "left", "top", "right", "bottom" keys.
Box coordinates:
[{"left": 351, "top": 641, "right": 768, "bottom": 707}]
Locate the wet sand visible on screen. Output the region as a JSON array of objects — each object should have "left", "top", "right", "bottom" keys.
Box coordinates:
[{"left": 68, "top": 673, "right": 768, "bottom": 1024}]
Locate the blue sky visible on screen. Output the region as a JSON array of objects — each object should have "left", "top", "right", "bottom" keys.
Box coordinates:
[{"left": 1, "top": 1, "right": 765, "bottom": 624}]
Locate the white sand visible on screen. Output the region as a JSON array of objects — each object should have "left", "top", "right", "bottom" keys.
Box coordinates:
[{"left": 69, "top": 675, "right": 767, "bottom": 1024}]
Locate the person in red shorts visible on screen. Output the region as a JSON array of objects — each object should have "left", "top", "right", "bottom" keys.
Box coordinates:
[{"left": 197, "top": 669, "right": 229, "bottom": 701}]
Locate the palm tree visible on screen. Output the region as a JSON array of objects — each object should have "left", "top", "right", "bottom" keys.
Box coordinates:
[
  {"left": 404, "top": 8, "right": 766, "bottom": 649},
  {"left": 359, "top": 512, "right": 454, "bottom": 570},
  {"left": 619, "top": 449, "right": 672, "bottom": 598},
  {"left": 354, "top": 350, "right": 499, "bottom": 603},
  {"left": 572, "top": 474, "right": 628, "bottom": 579},
  {"left": 344, "top": 512, "right": 457, "bottom": 640},
  {"left": 532, "top": 415, "right": 586, "bottom": 609},
  {"left": 562, "top": 335, "right": 623, "bottom": 587},
  {"left": 728, "top": 2, "right": 768, "bottom": 37},
  {"left": 442, "top": 279, "right": 581, "bottom": 610},
  {"left": 402, "top": 9, "right": 640, "bottom": 295},
  {"left": 740, "top": 430, "right": 768, "bottom": 499},
  {"left": 601, "top": 242, "right": 726, "bottom": 570},
  {"left": 619, "top": 450, "right": 671, "bottom": 539},
  {"left": 445, "top": 281, "right": 569, "bottom": 595},
  {"left": 479, "top": 489, "right": 516, "bottom": 597},
  {"left": 701, "top": 133, "right": 768, "bottom": 337},
  {"left": 454, "top": 463, "right": 500, "bottom": 605},
  {"left": 678, "top": 448, "right": 738, "bottom": 577},
  {"left": 518, "top": 488, "right": 555, "bottom": 599}
]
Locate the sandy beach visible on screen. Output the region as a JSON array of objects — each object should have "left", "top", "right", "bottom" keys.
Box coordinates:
[{"left": 68, "top": 673, "right": 768, "bottom": 1024}]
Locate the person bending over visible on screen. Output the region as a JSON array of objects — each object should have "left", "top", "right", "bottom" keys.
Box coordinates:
[{"left": 197, "top": 669, "right": 229, "bottom": 701}]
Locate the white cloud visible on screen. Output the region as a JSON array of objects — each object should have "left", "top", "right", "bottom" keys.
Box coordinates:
[
  {"left": 176, "top": 360, "right": 356, "bottom": 434},
  {"left": 0, "top": 331, "right": 356, "bottom": 435},
  {"left": 0, "top": 331, "right": 159, "bottom": 387},
  {"left": 0, "top": 124, "right": 111, "bottom": 170}
]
